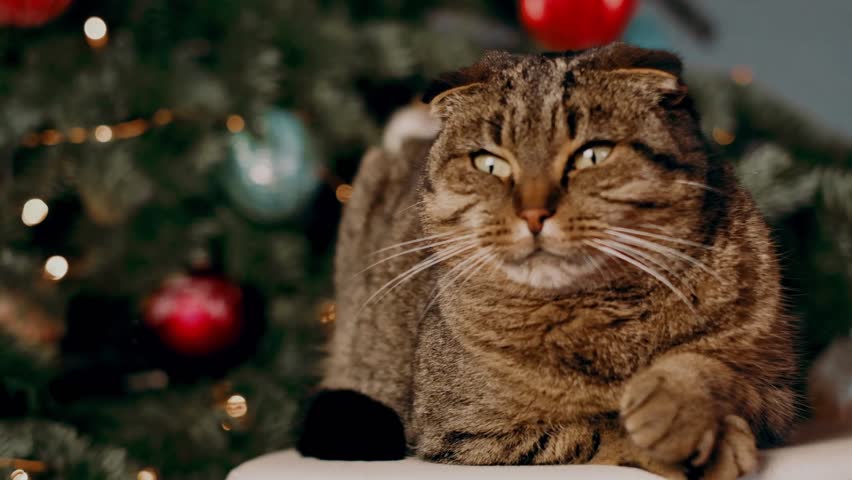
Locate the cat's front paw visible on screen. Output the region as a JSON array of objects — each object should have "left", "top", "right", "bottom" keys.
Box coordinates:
[
  {"left": 620, "top": 372, "right": 758, "bottom": 480},
  {"left": 700, "top": 415, "right": 758, "bottom": 480},
  {"left": 620, "top": 370, "right": 718, "bottom": 464},
  {"left": 297, "top": 389, "right": 407, "bottom": 460}
]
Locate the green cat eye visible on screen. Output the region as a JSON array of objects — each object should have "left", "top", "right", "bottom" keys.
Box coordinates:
[
  {"left": 473, "top": 153, "right": 512, "bottom": 179},
  {"left": 575, "top": 144, "right": 613, "bottom": 170}
]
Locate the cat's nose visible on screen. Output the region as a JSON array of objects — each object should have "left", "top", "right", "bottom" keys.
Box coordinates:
[{"left": 519, "top": 208, "right": 552, "bottom": 235}]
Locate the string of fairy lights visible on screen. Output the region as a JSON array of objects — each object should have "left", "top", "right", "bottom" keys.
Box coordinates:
[
  {"left": 7, "top": 15, "right": 266, "bottom": 480},
  {"left": 16, "top": 13, "right": 355, "bottom": 288}
]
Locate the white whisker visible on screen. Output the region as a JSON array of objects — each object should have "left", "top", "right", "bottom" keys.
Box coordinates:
[
  {"left": 371, "top": 229, "right": 470, "bottom": 255},
  {"left": 420, "top": 249, "right": 494, "bottom": 320},
  {"left": 675, "top": 180, "right": 724, "bottom": 194},
  {"left": 597, "top": 238, "right": 681, "bottom": 279},
  {"left": 608, "top": 226, "right": 714, "bottom": 250},
  {"left": 358, "top": 241, "right": 478, "bottom": 315},
  {"left": 587, "top": 240, "right": 694, "bottom": 312},
  {"left": 394, "top": 200, "right": 426, "bottom": 217},
  {"left": 357, "top": 234, "right": 479, "bottom": 277},
  {"left": 605, "top": 230, "right": 721, "bottom": 281},
  {"left": 581, "top": 249, "right": 610, "bottom": 283}
]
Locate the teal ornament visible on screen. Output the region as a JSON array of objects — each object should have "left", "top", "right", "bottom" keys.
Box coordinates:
[
  {"left": 623, "top": 11, "right": 669, "bottom": 50},
  {"left": 223, "top": 109, "right": 320, "bottom": 222}
]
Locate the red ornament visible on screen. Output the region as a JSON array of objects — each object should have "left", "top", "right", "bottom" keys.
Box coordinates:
[
  {"left": 144, "top": 275, "right": 243, "bottom": 356},
  {"left": 519, "top": 0, "right": 638, "bottom": 50},
  {"left": 0, "top": 0, "right": 71, "bottom": 27}
]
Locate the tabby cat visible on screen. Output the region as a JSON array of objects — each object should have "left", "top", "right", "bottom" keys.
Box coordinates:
[{"left": 298, "top": 44, "right": 798, "bottom": 480}]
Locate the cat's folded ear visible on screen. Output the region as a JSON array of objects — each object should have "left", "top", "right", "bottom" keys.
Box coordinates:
[
  {"left": 423, "top": 51, "right": 514, "bottom": 118},
  {"left": 590, "top": 43, "right": 688, "bottom": 105}
]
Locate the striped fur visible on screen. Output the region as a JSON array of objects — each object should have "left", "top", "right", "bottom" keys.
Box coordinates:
[{"left": 321, "top": 44, "right": 798, "bottom": 480}]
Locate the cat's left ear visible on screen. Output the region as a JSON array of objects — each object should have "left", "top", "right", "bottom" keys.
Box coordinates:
[
  {"left": 611, "top": 67, "right": 687, "bottom": 105},
  {"left": 593, "top": 43, "right": 687, "bottom": 105}
]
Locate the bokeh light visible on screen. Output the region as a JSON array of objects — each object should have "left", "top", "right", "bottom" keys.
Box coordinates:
[
  {"left": 83, "top": 17, "right": 108, "bottom": 40},
  {"left": 10, "top": 469, "right": 29, "bottom": 480},
  {"left": 730, "top": 65, "right": 754, "bottom": 86},
  {"left": 226, "top": 114, "right": 245, "bottom": 133},
  {"left": 21, "top": 198, "right": 49, "bottom": 226},
  {"left": 152, "top": 108, "right": 173, "bottom": 126},
  {"left": 137, "top": 468, "right": 158, "bottom": 480},
  {"left": 68, "top": 127, "right": 88, "bottom": 143},
  {"left": 712, "top": 127, "right": 736, "bottom": 146},
  {"left": 335, "top": 184, "right": 353, "bottom": 203},
  {"left": 94, "top": 125, "right": 113, "bottom": 142},
  {"left": 44, "top": 256, "right": 69, "bottom": 281},
  {"left": 225, "top": 394, "right": 248, "bottom": 418}
]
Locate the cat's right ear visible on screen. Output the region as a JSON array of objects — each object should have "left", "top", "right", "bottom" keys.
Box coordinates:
[
  {"left": 423, "top": 82, "right": 483, "bottom": 118},
  {"left": 422, "top": 51, "right": 512, "bottom": 118},
  {"left": 423, "top": 72, "right": 485, "bottom": 118}
]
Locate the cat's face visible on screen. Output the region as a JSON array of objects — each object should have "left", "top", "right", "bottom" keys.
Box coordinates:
[{"left": 421, "top": 45, "right": 713, "bottom": 290}]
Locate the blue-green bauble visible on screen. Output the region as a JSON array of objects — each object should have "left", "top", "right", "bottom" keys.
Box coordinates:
[
  {"left": 222, "top": 109, "right": 320, "bottom": 222},
  {"left": 622, "top": 10, "right": 670, "bottom": 50}
]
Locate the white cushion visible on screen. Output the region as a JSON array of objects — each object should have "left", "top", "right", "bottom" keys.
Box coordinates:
[{"left": 227, "top": 436, "right": 852, "bottom": 480}]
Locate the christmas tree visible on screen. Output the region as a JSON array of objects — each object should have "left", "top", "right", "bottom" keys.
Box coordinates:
[{"left": 1, "top": 1, "right": 851, "bottom": 479}]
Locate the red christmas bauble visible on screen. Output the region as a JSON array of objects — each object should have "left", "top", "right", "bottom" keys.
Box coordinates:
[
  {"left": 0, "top": 0, "right": 71, "bottom": 27},
  {"left": 144, "top": 275, "right": 243, "bottom": 356},
  {"left": 519, "top": 0, "right": 638, "bottom": 50}
]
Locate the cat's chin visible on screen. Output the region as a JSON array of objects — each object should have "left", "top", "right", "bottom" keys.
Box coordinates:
[{"left": 499, "top": 251, "right": 600, "bottom": 291}]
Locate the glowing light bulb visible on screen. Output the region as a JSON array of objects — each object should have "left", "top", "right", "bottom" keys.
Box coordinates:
[
  {"left": 44, "top": 256, "right": 69, "bottom": 281},
  {"left": 84, "top": 17, "right": 108, "bottom": 40},
  {"left": 320, "top": 302, "right": 337, "bottom": 324},
  {"left": 137, "top": 468, "right": 158, "bottom": 480},
  {"left": 68, "top": 127, "right": 88, "bottom": 143},
  {"left": 730, "top": 65, "right": 754, "bottom": 86},
  {"left": 41, "top": 129, "right": 63, "bottom": 145},
  {"left": 152, "top": 109, "right": 173, "bottom": 126},
  {"left": 226, "top": 115, "right": 245, "bottom": 133},
  {"left": 21, "top": 198, "right": 49, "bottom": 226},
  {"left": 94, "top": 125, "right": 113, "bottom": 142},
  {"left": 335, "top": 184, "right": 353, "bottom": 203},
  {"left": 712, "top": 127, "right": 735, "bottom": 146},
  {"left": 225, "top": 394, "right": 248, "bottom": 418}
]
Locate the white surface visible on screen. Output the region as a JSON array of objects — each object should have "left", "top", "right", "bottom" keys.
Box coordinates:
[{"left": 228, "top": 436, "right": 852, "bottom": 480}]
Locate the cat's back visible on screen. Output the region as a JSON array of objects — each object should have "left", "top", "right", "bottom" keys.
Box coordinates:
[{"left": 323, "top": 108, "right": 438, "bottom": 418}]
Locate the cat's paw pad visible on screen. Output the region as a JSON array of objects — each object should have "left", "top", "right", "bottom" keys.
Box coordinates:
[
  {"left": 620, "top": 372, "right": 716, "bottom": 464},
  {"left": 699, "top": 415, "right": 758, "bottom": 480},
  {"left": 297, "top": 389, "right": 406, "bottom": 460}
]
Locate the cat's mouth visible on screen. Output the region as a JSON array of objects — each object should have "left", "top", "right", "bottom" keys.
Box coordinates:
[
  {"left": 517, "top": 247, "right": 584, "bottom": 266},
  {"left": 526, "top": 248, "right": 561, "bottom": 261},
  {"left": 498, "top": 246, "right": 598, "bottom": 290}
]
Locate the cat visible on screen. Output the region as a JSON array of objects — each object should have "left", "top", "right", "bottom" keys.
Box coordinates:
[{"left": 298, "top": 44, "right": 799, "bottom": 480}]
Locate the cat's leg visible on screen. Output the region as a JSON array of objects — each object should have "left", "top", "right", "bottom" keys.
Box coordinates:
[
  {"left": 618, "top": 352, "right": 794, "bottom": 480},
  {"left": 418, "top": 422, "right": 603, "bottom": 465},
  {"left": 298, "top": 145, "right": 429, "bottom": 460}
]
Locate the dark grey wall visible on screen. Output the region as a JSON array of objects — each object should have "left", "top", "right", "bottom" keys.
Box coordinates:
[{"left": 646, "top": 0, "right": 852, "bottom": 139}]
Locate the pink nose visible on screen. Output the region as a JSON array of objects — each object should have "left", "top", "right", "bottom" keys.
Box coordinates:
[{"left": 519, "top": 208, "right": 552, "bottom": 234}]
